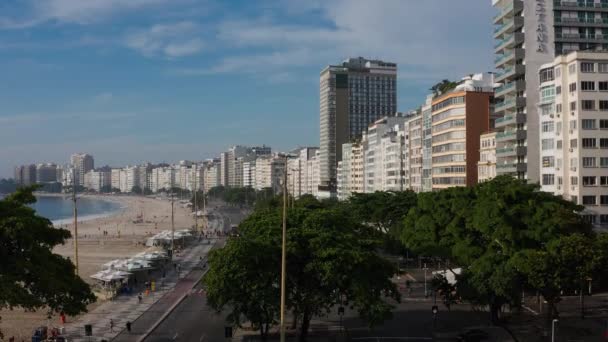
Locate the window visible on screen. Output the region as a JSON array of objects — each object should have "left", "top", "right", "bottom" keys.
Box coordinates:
[
  {"left": 571, "top": 177, "right": 578, "bottom": 186},
  {"left": 569, "top": 120, "right": 577, "bottom": 130},
  {"left": 582, "top": 119, "right": 596, "bottom": 129},
  {"left": 581, "top": 81, "right": 596, "bottom": 91},
  {"left": 601, "top": 138, "right": 608, "bottom": 148},
  {"left": 583, "top": 176, "right": 597, "bottom": 186},
  {"left": 581, "top": 62, "right": 595, "bottom": 73},
  {"left": 601, "top": 119, "right": 608, "bottom": 129},
  {"left": 570, "top": 158, "right": 578, "bottom": 169},
  {"left": 542, "top": 174, "right": 555, "bottom": 185},
  {"left": 540, "top": 68, "right": 554, "bottom": 82},
  {"left": 557, "top": 140, "right": 563, "bottom": 149},
  {"left": 583, "top": 157, "right": 596, "bottom": 167},
  {"left": 602, "top": 158, "right": 608, "bottom": 167},
  {"left": 569, "top": 82, "right": 577, "bottom": 92},
  {"left": 601, "top": 176, "right": 608, "bottom": 185},
  {"left": 582, "top": 215, "right": 596, "bottom": 224},
  {"left": 602, "top": 215, "right": 608, "bottom": 225},
  {"left": 582, "top": 138, "right": 596, "bottom": 148},
  {"left": 570, "top": 101, "right": 577, "bottom": 111},
  {"left": 543, "top": 156, "right": 555, "bottom": 167},
  {"left": 569, "top": 63, "right": 576, "bottom": 74},
  {"left": 600, "top": 63, "right": 608, "bottom": 73},
  {"left": 542, "top": 121, "right": 554, "bottom": 132},
  {"left": 542, "top": 138, "right": 554, "bottom": 150},
  {"left": 570, "top": 139, "right": 578, "bottom": 148},
  {"left": 583, "top": 196, "right": 597, "bottom": 205},
  {"left": 556, "top": 103, "right": 562, "bottom": 113},
  {"left": 600, "top": 101, "right": 608, "bottom": 111},
  {"left": 556, "top": 85, "right": 562, "bottom": 95},
  {"left": 600, "top": 81, "right": 608, "bottom": 91},
  {"left": 582, "top": 100, "right": 595, "bottom": 110},
  {"left": 601, "top": 195, "right": 608, "bottom": 205}
]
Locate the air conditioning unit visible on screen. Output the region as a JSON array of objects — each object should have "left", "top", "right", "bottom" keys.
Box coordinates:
[
  {"left": 571, "top": 167, "right": 577, "bottom": 171},
  {"left": 556, "top": 167, "right": 560, "bottom": 170},
  {"left": 571, "top": 111, "right": 576, "bottom": 116},
  {"left": 569, "top": 148, "right": 574, "bottom": 152},
  {"left": 550, "top": 114, "right": 554, "bottom": 118},
  {"left": 557, "top": 114, "right": 561, "bottom": 118},
  {"left": 557, "top": 186, "right": 561, "bottom": 190},
  {"left": 570, "top": 130, "right": 574, "bottom": 134}
]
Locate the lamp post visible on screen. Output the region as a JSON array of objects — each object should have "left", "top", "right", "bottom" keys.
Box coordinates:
[
  {"left": 72, "top": 170, "right": 79, "bottom": 275},
  {"left": 194, "top": 164, "right": 198, "bottom": 235},
  {"left": 279, "top": 155, "right": 288, "bottom": 342},
  {"left": 423, "top": 263, "right": 428, "bottom": 298},
  {"left": 551, "top": 318, "right": 558, "bottom": 342},
  {"left": 170, "top": 191, "right": 175, "bottom": 257}
]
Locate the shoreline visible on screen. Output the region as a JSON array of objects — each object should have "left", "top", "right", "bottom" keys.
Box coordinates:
[{"left": 34, "top": 193, "right": 134, "bottom": 226}]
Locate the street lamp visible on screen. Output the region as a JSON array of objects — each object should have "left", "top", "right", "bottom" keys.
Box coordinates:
[
  {"left": 423, "top": 263, "right": 428, "bottom": 298},
  {"left": 279, "top": 154, "right": 288, "bottom": 342},
  {"left": 551, "top": 318, "right": 558, "bottom": 342}
]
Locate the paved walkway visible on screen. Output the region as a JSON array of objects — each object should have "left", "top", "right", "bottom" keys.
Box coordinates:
[{"left": 61, "top": 242, "right": 214, "bottom": 342}]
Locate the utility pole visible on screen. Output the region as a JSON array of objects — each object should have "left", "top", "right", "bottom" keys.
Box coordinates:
[
  {"left": 171, "top": 191, "right": 175, "bottom": 256},
  {"left": 194, "top": 164, "right": 198, "bottom": 235},
  {"left": 72, "top": 170, "right": 79, "bottom": 275},
  {"left": 280, "top": 155, "right": 288, "bottom": 342}
]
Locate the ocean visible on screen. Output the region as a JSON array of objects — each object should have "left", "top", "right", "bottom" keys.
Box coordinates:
[{"left": 27, "top": 195, "right": 124, "bottom": 225}]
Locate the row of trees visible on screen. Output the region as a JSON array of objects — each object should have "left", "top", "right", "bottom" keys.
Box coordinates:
[
  {"left": 204, "top": 176, "right": 608, "bottom": 340},
  {"left": 204, "top": 185, "right": 275, "bottom": 207},
  {"left": 204, "top": 196, "right": 400, "bottom": 341}
]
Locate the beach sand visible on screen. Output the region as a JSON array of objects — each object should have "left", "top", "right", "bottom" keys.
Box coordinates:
[{"left": 0, "top": 194, "right": 196, "bottom": 340}]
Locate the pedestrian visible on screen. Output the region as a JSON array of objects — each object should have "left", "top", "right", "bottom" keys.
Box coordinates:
[
  {"left": 109, "top": 319, "right": 114, "bottom": 332},
  {"left": 60, "top": 312, "right": 66, "bottom": 325},
  {"left": 126, "top": 321, "right": 132, "bottom": 333},
  {"left": 137, "top": 293, "right": 142, "bottom": 303}
]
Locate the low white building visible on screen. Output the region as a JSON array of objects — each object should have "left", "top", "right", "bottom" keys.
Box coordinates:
[
  {"left": 84, "top": 169, "right": 111, "bottom": 192},
  {"left": 478, "top": 132, "right": 497, "bottom": 183}
]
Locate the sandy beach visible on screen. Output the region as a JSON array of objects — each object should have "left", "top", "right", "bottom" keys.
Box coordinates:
[{"left": 0, "top": 194, "right": 196, "bottom": 340}]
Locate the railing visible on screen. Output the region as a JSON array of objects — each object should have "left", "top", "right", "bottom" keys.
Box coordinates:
[
  {"left": 496, "top": 115, "right": 514, "bottom": 124},
  {"left": 496, "top": 163, "right": 518, "bottom": 169},
  {"left": 495, "top": 51, "right": 514, "bottom": 64},
  {"left": 495, "top": 67, "right": 514, "bottom": 79},
  {"left": 495, "top": 99, "right": 515, "bottom": 110},
  {"left": 554, "top": 0, "right": 608, "bottom": 8},
  {"left": 494, "top": 34, "right": 513, "bottom": 49},
  {"left": 493, "top": 2, "right": 515, "bottom": 21},
  {"left": 496, "top": 130, "right": 517, "bottom": 139},
  {"left": 555, "top": 17, "right": 608, "bottom": 24},
  {"left": 496, "top": 146, "right": 515, "bottom": 154},
  {"left": 557, "top": 32, "right": 608, "bottom": 40},
  {"left": 495, "top": 82, "right": 515, "bottom": 94}
]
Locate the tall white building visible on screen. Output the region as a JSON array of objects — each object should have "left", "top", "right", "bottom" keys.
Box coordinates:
[
  {"left": 538, "top": 51, "right": 608, "bottom": 228},
  {"left": 84, "top": 168, "right": 111, "bottom": 192},
  {"left": 70, "top": 153, "right": 94, "bottom": 186},
  {"left": 319, "top": 57, "right": 397, "bottom": 195},
  {"left": 203, "top": 159, "right": 221, "bottom": 192},
  {"left": 254, "top": 155, "right": 286, "bottom": 194},
  {"left": 478, "top": 132, "right": 497, "bottom": 182}
]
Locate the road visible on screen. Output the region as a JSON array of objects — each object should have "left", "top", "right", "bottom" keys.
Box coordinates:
[{"left": 142, "top": 202, "right": 248, "bottom": 342}]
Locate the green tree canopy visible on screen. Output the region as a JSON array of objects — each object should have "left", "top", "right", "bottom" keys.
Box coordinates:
[
  {"left": 0, "top": 187, "right": 96, "bottom": 321},
  {"left": 204, "top": 199, "right": 399, "bottom": 341}
]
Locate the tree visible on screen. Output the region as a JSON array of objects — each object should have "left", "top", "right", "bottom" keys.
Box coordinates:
[
  {"left": 131, "top": 186, "right": 142, "bottom": 194},
  {"left": 348, "top": 191, "right": 417, "bottom": 235},
  {"left": 430, "top": 79, "right": 458, "bottom": 96},
  {"left": 0, "top": 187, "right": 96, "bottom": 333},
  {"left": 100, "top": 185, "right": 112, "bottom": 193},
  {"left": 204, "top": 238, "right": 279, "bottom": 340},
  {"left": 205, "top": 204, "right": 400, "bottom": 341}
]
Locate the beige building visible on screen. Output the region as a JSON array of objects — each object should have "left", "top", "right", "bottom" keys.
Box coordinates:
[
  {"left": 538, "top": 51, "right": 608, "bottom": 228},
  {"left": 337, "top": 142, "right": 364, "bottom": 200},
  {"left": 478, "top": 132, "right": 497, "bottom": 182},
  {"left": 254, "top": 155, "right": 286, "bottom": 194}
]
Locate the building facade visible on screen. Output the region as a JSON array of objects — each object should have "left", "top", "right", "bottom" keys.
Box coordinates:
[
  {"left": 478, "top": 132, "right": 497, "bottom": 182},
  {"left": 70, "top": 153, "right": 94, "bottom": 186},
  {"left": 319, "top": 57, "right": 397, "bottom": 194},
  {"left": 538, "top": 51, "right": 608, "bottom": 228}
]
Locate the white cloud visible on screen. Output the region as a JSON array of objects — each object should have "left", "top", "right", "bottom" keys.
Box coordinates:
[{"left": 124, "top": 21, "right": 204, "bottom": 58}]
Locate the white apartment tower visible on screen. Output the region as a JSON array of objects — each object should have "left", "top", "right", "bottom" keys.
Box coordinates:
[
  {"left": 538, "top": 51, "right": 608, "bottom": 228},
  {"left": 319, "top": 57, "right": 397, "bottom": 195},
  {"left": 70, "top": 153, "right": 94, "bottom": 186},
  {"left": 493, "top": 0, "right": 608, "bottom": 182}
]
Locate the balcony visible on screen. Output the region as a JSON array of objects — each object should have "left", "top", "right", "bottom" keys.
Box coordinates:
[
  {"left": 494, "top": 97, "right": 526, "bottom": 114},
  {"left": 496, "top": 129, "right": 526, "bottom": 142},
  {"left": 495, "top": 64, "right": 525, "bottom": 83},
  {"left": 554, "top": 1, "right": 608, "bottom": 12},
  {"left": 495, "top": 112, "right": 526, "bottom": 128},
  {"left": 494, "top": 0, "right": 524, "bottom": 24},
  {"left": 556, "top": 32, "right": 608, "bottom": 42},
  {"left": 495, "top": 33, "right": 524, "bottom": 53},
  {"left": 495, "top": 80, "right": 525, "bottom": 98},
  {"left": 496, "top": 162, "right": 527, "bottom": 174},
  {"left": 495, "top": 48, "right": 524, "bottom": 68},
  {"left": 494, "top": 16, "right": 524, "bottom": 39},
  {"left": 496, "top": 145, "right": 527, "bottom": 157},
  {"left": 555, "top": 17, "right": 608, "bottom": 27}
]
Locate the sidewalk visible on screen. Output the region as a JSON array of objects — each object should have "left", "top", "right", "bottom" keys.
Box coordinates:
[{"left": 61, "top": 241, "right": 214, "bottom": 342}]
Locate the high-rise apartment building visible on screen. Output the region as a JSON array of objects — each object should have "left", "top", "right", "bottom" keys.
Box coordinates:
[
  {"left": 254, "top": 155, "right": 286, "bottom": 194},
  {"left": 319, "top": 57, "right": 397, "bottom": 195},
  {"left": 203, "top": 159, "right": 221, "bottom": 193},
  {"left": 492, "top": 0, "right": 608, "bottom": 182},
  {"left": 70, "top": 153, "right": 94, "bottom": 186},
  {"left": 14, "top": 164, "right": 37, "bottom": 186},
  {"left": 430, "top": 74, "right": 494, "bottom": 190},
  {"left": 36, "top": 163, "right": 57, "bottom": 183},
  {"left": 538, "top": 51, "right": 608, "bottom": 227},
  {"left": 337, "top": 142, "right": 364, "bottom": 200}
]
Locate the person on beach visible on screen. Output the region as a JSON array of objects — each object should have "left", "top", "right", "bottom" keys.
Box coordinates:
[{"left": 126, "top": 321, "right": 131, "bottom": 333}]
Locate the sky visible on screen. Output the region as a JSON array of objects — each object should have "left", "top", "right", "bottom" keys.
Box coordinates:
[{"left": 0, "top": 0, "right": 494, "bottom": 178}]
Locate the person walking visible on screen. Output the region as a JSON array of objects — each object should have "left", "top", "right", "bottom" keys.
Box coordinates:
[
  {"left": 109, "top": 319, "right": 114, "bottom": 333},
  {"left": 126, "top": 321, "right": 132, "bottom": 333},
  {"left": 137, "top": 293, "right": 142, "bottom": 303}
]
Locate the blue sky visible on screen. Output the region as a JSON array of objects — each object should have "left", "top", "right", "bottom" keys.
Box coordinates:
[{"left": 0, "top": 0, "right": 494, "bottom": 178}]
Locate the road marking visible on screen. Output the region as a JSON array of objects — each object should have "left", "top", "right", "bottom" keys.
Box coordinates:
[
  {"left": 405, "top": 274, "right": 416, "bottom": 281},
  {"left": 522, "top": 305, "right": 539, "bottom": 315},
  {"left": 351, "top": 337, "right": 432, "bottom": 341},
  {"left": 172, "top": 332, "right": 179, "bottom": 340}
]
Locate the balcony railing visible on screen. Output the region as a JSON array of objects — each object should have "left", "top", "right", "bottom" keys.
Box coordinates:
[
  {"left": 555, "top": 17, "right": 608, "bottom": 25},
  {"left": 495, "top": 82, "right": 515, "bottom": 95},
  {"left": 495, "top": 99, "right": 515, "bottom": 111},
  {"left": 554, "top": 0, "right": 608, "bottom": 9},
  {"left": 495, "top": 67, "right": 513, "bottom": 80},
  {"left": 496, "top": 130, "right": 517, "bottom": 139},
  {"left": 496, "top": 146, "right": 515, "bottom": 154},
  {"left": 496, "top": 115, "right": 514, "bottom": 124},
  {"left": 495, "top": 51, "right": 514, "bottom": 64},
  {"left": 494, "top": 34, "right": 513, "bottom": 49}
]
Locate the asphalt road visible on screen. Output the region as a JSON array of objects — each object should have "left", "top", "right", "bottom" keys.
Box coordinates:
[{"left": 143, "top": 202, "right": 248, "bottom": 342}]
